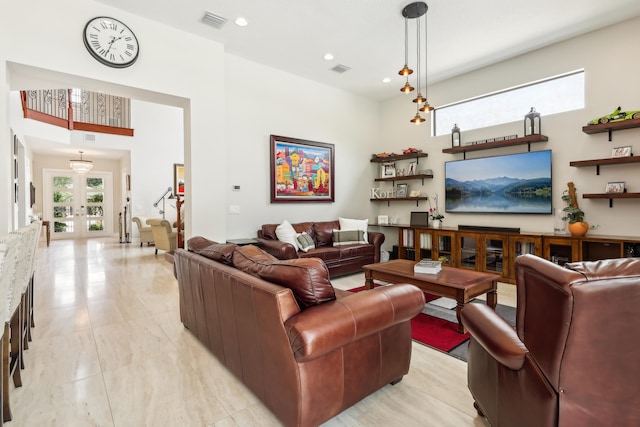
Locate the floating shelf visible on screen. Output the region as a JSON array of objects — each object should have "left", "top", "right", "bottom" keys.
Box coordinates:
[
  {"left": 570, "top": 156, "right": 640, "bottom": 175},
  {"left": 370, "top": 152, "right": 428, "bottom": 163},
  {"left": 442, "top": 134, "right": 548, "bottom": 158},
  {"left": 370, "top": 196, "right": 429, "bottom": 207},
  {"left": 374, "top": 173, "right": 433, "bottom": 183},
  {"left": 582, "top": 118, "right": 640, "bottom": 141},
  {"left": 582, "top": 192, "right": 640, "bottom": 207}
]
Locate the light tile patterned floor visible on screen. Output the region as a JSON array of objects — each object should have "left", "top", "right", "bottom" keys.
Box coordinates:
[{"left": 8, "top": 238, "right": 515, "bottom": 426}]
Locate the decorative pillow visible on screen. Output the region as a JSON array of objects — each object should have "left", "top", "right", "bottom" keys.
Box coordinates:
[
  {"left": 187, "top": 236, "right": 238, "bottom": 266},
  {"left": 338, "top": 217, "right": 368, "bottom": 242},
  {"left": 275, "top": 220, "right": 299, "bottom": 249},
  {"left": 296, "top": 232, "right": 315, "bottom": 252},
  {"left": 232, "top": 245, "right": 335, "bottom": 309},
  {"left": 333, "top": 229, "right": 367, "bottom": 246}
]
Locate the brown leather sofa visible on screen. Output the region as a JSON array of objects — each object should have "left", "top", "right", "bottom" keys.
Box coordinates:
[
  {"left": 174, "top": 237, "right": 425, "bottom": 427},
  {"left": 257, "top": 220, "right": 385, "bottom": 277},
  {"left": 461, "top": 254, "right": 640, "bottom": 427}
]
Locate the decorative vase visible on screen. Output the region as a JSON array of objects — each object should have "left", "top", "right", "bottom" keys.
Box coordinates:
[
  {"left": 433, "top": 220, "right": 442, "bottom": 229},
  {"left": 568, "top": 221, "right": 589, "bottom": 236}
]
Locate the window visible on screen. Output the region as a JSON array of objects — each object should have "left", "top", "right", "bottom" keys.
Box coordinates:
[{"left": 434, "top": 70, "right": 584, "bottom": 136}]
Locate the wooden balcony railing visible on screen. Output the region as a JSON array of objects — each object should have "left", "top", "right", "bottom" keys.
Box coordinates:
[{"left": 20, "top": 89, "right": 134, "bottom": 137}]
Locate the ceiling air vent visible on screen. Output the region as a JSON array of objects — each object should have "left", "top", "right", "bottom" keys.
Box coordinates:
[
  {"left": 84, "top": 133, "right": 96, "bottom": 143},
  {"left": 201, "top": 11, "right": 227, "bottom": 29},
  {"left": 330, "top": 64, "right": 351, "bottom": 74}
]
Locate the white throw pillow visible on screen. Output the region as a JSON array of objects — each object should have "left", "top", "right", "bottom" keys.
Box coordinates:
[
  {"left": 275, "top": 220, "right": 299, "bottom": 249},
  {"left": 296, "top": 232, "right": 315, "bottom": 252},
  {"left": 338, "top": 217, "right": 368, "bottom": 242}
]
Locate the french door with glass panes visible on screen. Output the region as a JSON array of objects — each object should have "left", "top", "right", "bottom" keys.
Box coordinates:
[{"left": 43, "top": 169, "right": 113, "bottom": 239}]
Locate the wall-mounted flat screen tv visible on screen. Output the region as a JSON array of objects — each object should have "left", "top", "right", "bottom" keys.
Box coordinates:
[{"left": 445, "top": 150, "right": 552, "bottom": 214}]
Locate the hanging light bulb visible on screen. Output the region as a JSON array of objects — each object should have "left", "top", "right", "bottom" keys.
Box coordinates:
[
  {"left": 410, "top": 111, "right": 425, "bottom": 125},
  {"left": 400, "top": 80, "right": 415, "bottom": 93},
  {"left": 420, "top": 5, "right": 433, "bottom": 113}
]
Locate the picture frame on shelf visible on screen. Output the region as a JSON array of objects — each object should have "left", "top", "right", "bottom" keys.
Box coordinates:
[
  {"left": 377, "top": 215, "right": 389, "bottom": 225},
  {"left": 396, "top": 183, "right": 408, "bottom": 198},
  {"left": 611, "top": 146, "right": 632, "bottom": 158},
  {"left": 605, "top": 181, "right": 625, "bottom": 193},
  {"left": 408, "top": 161, "right": 416, "bottom": 175},
  {"left": 381, "top": 162, "right": 396, "bottom": 178}
]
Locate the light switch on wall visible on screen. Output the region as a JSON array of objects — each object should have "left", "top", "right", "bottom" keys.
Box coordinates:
[{"left": 229, "top": 205, "right": 240, "bottom": 214}]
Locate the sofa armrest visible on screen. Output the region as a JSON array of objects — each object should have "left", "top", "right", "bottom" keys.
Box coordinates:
[
  {"left": 285, "top": 283, "right": 425, "bottom": 362},
  {"left": 367, "top": 231, "right": 385, "bottom": 263},
  {"left": 461, "top": 303, "right": 527, "bottom": 370},
  {"left": 256, "top": 238, "right": 299, "bottom": 260}
]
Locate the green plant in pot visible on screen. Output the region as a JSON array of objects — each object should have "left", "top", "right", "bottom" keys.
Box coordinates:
[{"left": 561, "top": 182, "right": 588, "bottom": 236}]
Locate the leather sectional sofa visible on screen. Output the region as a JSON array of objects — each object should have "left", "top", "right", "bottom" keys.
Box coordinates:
[
  {"left": 257, "top": 220, "right": 385, "bottom": 278},
  {"left": 174, "top": 237, "right": 425, "bottom": 427}
]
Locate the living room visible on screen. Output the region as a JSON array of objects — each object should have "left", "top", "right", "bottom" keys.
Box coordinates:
[{"left": 2, "top": 1, "right": 640, "bottom": 426}]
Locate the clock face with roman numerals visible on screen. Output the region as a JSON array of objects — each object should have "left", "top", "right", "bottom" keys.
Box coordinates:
[{"left": 83, "top": 17, "right": 139, "bottom": 68}]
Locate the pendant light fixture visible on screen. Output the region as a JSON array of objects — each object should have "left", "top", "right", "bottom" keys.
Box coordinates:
[
  {"left": 69, "top": 150, "right": 93, "bottom": 174},
  {"left": 399, "top": 2, "right": 432, "bottom": 123}
]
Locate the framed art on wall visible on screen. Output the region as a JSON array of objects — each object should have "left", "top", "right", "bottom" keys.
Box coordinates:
[
  {"left": 173, "top": 163, "right": 184, "bottom": 196},
  {"left": 270, "top": 135, "right": 335, "bottom": 203}
]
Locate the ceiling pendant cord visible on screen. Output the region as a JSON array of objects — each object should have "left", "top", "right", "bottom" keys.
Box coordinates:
[
  {"left": 411, "top": 18, "right": 425, "bottom": 124},
  {"left": 420, "top": 9, "right": 434, "bottom": 113}
]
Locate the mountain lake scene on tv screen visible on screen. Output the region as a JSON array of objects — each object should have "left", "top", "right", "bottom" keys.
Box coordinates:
[{"left": 445, "top": 151, "right": 552, "bottom": 214}]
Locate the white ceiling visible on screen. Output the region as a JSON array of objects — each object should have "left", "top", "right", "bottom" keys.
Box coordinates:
[{"left": 94, "top": 0, "right": 640, "bottom": 101}]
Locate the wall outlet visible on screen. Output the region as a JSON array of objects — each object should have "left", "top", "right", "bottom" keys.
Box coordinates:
[{"left": 229, "top": 205, "right": 240, "bottom": 214}]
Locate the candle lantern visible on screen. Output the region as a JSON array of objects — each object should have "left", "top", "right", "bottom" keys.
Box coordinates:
[
  {"left": 451, "top": 123, "right": 461, "bottom": 147},
  {"left": 524, "top": 107, "right": 541, "bottom": 136}
]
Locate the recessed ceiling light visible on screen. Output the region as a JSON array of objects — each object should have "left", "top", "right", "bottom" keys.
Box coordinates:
[
  {"left": 235, "top": 17, "right": 248, "bottom": 27},
  {"left": 382, "top": 77, "right": 391, "bottom": 83},
  {"left": 323, "top": 53, "right": 334, "bottom": 61}
]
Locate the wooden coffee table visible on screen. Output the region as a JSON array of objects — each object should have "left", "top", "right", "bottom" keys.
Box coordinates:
[{"left": 363, "top": 259, "right": 499, "bottom": 333}]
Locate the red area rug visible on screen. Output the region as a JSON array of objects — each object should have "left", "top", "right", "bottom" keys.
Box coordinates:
[{"left": 348, "top": 285, "right": 470, "bottom": 353}]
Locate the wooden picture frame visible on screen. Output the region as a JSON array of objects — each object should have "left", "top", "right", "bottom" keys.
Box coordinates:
[
  {"left": 270, "top": 135, "right": 335, "bottom": 203},
  {"left": 173, "top": 163, "right": 184, "bottom": 196},
  {"left": 605, "top": 181, "right": 625, "bottom": 193},
  {"left": 611, "top": 146, "right": 632, "bottom": 158}
]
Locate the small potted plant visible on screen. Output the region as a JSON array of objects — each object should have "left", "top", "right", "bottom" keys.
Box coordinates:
[
  {"left": 428, "top": 194, "right": 445, "bottom": 228},
  {"left": 561, "top": 182, "right": 588, "bottom": 236}
]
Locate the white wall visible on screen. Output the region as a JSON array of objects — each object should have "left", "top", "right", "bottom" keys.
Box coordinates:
[
  {"left": 224, "top": 55, "right": 381, "bottom": 239},
  {"left": 375, "top": 15, "right": 640, "bottom": 246}
]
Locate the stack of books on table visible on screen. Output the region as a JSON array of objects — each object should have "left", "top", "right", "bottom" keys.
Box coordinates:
[{"left": 414, "top": 259, "right": 442, "bottom": 274}]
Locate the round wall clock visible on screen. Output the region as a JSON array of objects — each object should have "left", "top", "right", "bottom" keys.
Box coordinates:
[{"left": 83, "top": 16, "right": 139, "bottom": 68}]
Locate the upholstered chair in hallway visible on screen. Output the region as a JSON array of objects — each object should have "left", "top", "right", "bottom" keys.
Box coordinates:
[
  {"left": 132, "top": 216, "right": 154, "bottom": 247},
  {"left": 461, "top": 254, "right": 640, "bottom": 427},
  {"left": 146, "top": 219, "right": 177, "bottom": 254}
]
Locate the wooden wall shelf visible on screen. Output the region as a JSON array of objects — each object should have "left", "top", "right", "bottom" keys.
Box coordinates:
[
  {"left": 442, "top": 134, "right": 548, "bottom": 158},
  {"left": 374, "top": 173, "right": 433, "bottom": 183},
  {"left": 370, "top": 152, "right": 428, "bottom": 163},
  {"left": 569, "top": 156, "right": 640, "bottom": 175},
  {"left": 582, "top": 117, "right": 640, "bottom": 141},
  {"left": 370, "top": 197, "right": 429, "bottom": 207},
  {"left": 582, "top": 192, "right": 640, "bottom": 207}
]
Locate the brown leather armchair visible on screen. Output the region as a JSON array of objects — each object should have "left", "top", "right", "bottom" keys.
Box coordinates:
[{"left": 461, "top": 254, "right": 640, "bottom": 427}]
